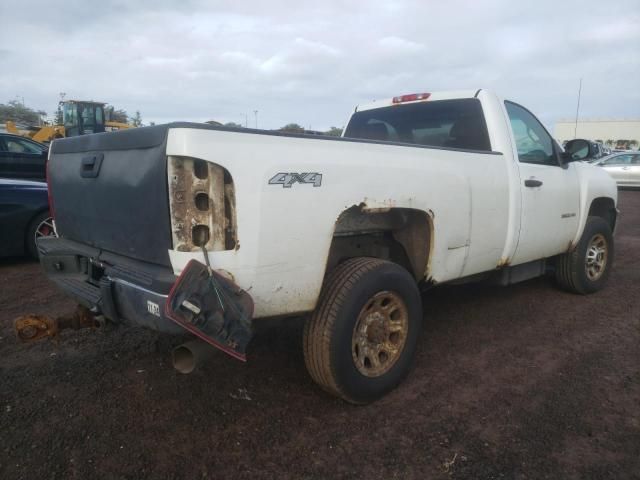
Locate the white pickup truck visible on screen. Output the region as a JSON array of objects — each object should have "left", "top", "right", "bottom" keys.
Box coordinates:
[{"left": 39, "top": 89, "right": 617, "bottom": 403}]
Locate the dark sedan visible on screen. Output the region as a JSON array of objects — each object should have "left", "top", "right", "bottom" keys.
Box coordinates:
[
  {"left": 0, "top": 178, "right": 56, "bottom": 258},
  {"left": 0, "top": 133, "right": 48, "bottom": 180}
]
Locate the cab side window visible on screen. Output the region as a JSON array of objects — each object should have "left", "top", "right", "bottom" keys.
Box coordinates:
[{"left": 505, "top": 101, "right": 556, "bottom": 166}]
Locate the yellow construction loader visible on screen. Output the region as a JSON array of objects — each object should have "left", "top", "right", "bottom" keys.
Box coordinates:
[{"left": 5, "top": 100, "right": 131, "bottom": 143}]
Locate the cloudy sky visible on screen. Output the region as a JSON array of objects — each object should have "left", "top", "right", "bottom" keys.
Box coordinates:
[{"left": 1, "top": 0, "right": 638, "bottom": 130}]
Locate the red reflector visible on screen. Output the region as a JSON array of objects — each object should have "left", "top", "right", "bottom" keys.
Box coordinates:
[{"left": 392, "top": 92, "right": 431, "bottom": 104}]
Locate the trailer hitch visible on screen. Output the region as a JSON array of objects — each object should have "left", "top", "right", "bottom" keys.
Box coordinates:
[{"left": 14, "top": 305, "right": 100, "bottom": 343}]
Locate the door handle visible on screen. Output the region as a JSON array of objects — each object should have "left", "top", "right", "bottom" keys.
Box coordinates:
[
  {"left": 80, "top": 153, "right": 104, "bottom": 178},
  {"left": 524, "top": 179, "right": 543, "bottom": 187}
]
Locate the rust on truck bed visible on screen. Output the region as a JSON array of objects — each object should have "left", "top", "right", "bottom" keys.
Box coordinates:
[{"left": 168, "top": 156, "right": 238, "bottom": 253}]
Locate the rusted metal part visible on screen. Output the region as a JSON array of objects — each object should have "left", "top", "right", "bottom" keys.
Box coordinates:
[
  {"left": 14, "top": 305, "right": 98, "bottom": 343},
  {"left": 497, "top": 257, "right": 511, "bottom": 268},
  {"left": 331, "top": 205, "right": 431, "bottom": 280},
  {"left": 167, "top": 156, "right": 237, "bottom": 253},
  {"left": 351, "top": 290, "right": 408, "bottom": 377}
]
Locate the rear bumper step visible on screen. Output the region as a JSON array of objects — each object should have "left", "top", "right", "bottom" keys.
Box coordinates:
[
  {"left": 39, "top": 237, "right": 183, "bottom": 334},
  {"left": 38, "top": 237, "right": 255, "bottom": 361}
]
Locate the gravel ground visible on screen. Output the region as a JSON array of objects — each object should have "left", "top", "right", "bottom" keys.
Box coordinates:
[{"left": 1, "top": 191, "right": 638, "bottom": 480}]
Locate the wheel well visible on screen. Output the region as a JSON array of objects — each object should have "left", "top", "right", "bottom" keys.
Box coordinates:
[
  {"left": 326, "top": 206, "right": 432, "bottom": 280},
  {"left": 588, "top": 197, "right": 616, "bottom": 231}
]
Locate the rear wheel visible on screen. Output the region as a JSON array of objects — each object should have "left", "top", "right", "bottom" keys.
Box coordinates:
[
  {"left": 303, "top": 257, "right": 422, "bottom": 404},
  {"left": 26, "top": 211, "right": 56, "bottom": 259},
  {"left": 555, "top": 216, "right": 613, "bottom": 294}
]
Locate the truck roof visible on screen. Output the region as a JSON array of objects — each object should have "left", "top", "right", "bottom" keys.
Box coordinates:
[{"left": 355, "top": 89, "right": 481, "bottom": 112}]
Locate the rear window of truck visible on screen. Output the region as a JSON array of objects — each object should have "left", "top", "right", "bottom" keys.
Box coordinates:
[{"left": 344, "top": 98, "right": 492, "bottom": 152}]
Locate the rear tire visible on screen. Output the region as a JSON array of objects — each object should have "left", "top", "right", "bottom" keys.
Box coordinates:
[
  {"left": 555, "top": 216, "right": 613, "bottom": 294},
  {"left": 303, "top": 257, "right": 422, "bottom": 404},
  {"left": 26, "top": 211, "right": 55, "bottom": 259}
]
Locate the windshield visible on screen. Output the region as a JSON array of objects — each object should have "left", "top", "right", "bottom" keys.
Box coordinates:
[{"left": 344, "top": 98, "right": 492, "bottom": 152}]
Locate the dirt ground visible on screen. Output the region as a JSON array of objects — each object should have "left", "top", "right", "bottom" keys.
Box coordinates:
[{"left": 1, "top": 191, "right": 639, "bottom": 480}]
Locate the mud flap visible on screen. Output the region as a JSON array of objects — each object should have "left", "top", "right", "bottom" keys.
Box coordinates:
[{"left": 165, "top": 260, "right": 254, "bottom": 361}]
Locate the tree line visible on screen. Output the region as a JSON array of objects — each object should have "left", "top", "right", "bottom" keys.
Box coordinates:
[
  {"left": 0, "top": 99, "right": 343, "bottom": 135},
  {"left": 223, "top": 122, "right": 343, "bottom": 136},
  {"left": 0, "top": 100, "right": 147, "bottom": 127}
]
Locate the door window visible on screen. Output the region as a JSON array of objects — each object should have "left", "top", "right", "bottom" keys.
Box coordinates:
[
  {"left": 505, "top": 101, "right": 556, "bottom": 166},
  {"left": 5, "top": 137, "right": 43, "bottom": 154},
  {"left": 603, "top": 154, "right": 632, "bottom": 166},
  {"left": 63, "top": 103, "right": 78, "bottom": 127}
]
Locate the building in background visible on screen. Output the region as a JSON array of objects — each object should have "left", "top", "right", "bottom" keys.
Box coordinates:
[{"left": 554, "top": 119, "right": 640, "bottom": 150}]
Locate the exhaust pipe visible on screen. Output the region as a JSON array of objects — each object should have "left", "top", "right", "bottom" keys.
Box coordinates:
[{"left": 172, "top": 339, "right": 216, "bottom": 374}]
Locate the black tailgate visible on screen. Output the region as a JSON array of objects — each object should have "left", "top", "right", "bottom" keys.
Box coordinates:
[{"left": 49, "top": 125, "right": 172, "bottom": 266}]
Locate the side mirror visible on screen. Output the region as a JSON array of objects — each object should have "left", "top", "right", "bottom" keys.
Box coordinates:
[{"left": 563, "top": 139, "right": 592, "bottom": 162}]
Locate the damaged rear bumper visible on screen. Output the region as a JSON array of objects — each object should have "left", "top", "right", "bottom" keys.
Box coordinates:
[
  {"left": 38, "top": 237, "right": 254, "bottom": 359},
  {"left": 39, "top": 237, "right": 183, "bottom": 333}
]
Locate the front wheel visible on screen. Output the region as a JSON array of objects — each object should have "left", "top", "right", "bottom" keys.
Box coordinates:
[
  {"left": 555, "top": 216, "right": 614, "bottom": 294},
  {"left": 303, "top": 258, "right": 422, "bottom": 404}
]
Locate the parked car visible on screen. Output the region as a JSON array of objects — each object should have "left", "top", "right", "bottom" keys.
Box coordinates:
[
  {"left": 592, "top": 152, "right": 640, "bottom": 187},
  {"left": 39, "top": 89, "right": 617, "bottom": 403},
  {"left": 0, "top": 178, "right": 56, "bottom": 258},
  {"left": 0, "top": 133, "right": 48, "bottom": 180}
]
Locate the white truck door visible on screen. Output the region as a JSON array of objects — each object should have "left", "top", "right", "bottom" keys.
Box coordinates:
[{"left": 505, "top": 101, "right": 580, "bottom": 265}]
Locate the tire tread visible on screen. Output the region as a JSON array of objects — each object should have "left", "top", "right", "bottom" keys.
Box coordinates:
[
  {"left": 303, "top": 257, "right": 386, "bottom": 402},
  {"left": 555, "top": 216, "right": 613, "bottom": 294}
]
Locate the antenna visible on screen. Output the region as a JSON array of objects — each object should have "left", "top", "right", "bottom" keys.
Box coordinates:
[{"left": 574, "top": 78, "right": 582, "bottom": 139}]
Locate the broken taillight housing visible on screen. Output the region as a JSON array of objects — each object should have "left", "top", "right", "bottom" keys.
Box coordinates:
[{"left": 167, "top": 156, "right": 238, "bottom": 252}]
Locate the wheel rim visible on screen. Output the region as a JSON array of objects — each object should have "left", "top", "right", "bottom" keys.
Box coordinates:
[
  {"left": 351, "top": 291, "right": 409, "bottom": 378},
  {"left": 35, "top": 217, "right": 56, "bottom": 242},
  {"left": 585, "top": 233, "right": 608, "bottom": 281}
]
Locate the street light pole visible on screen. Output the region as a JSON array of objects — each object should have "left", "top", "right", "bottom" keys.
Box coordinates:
[
  {"left": 254, "top": 110, "right": 259, "bottom": 129},
  {"left": 574, "top": 78, "right": 582, "bottom": 139}
]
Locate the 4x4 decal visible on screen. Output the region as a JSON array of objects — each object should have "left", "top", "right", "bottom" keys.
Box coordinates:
[{"left": 268, "top": 172, "right": 322, "bottom": 188}]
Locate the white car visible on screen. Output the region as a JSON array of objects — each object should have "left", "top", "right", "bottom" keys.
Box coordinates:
[
  {"left": 38, "top": 89, "right": 617, "bottom": 403},
  {"left": 593, "top": 152, "right": 640, "bottom": 187}
]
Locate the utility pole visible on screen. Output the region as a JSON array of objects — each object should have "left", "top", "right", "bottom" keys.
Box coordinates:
[
  {"left": 254, "top": 110, "right": 259, "bottom": 129},
  {"left": 574, "top": 78, "right": 582, "bottom": 139}
]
